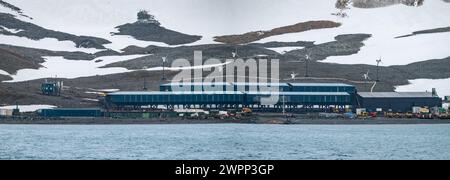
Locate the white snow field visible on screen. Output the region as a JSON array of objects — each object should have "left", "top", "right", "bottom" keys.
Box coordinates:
[
  {"left": 0, "top": 69, "right": 10, "bottom": 76},
  {"left": 4, "top": 54, "right": 229, "bottom": 83},
  {"left": 0, "top": 35, "right": 103, "bottom": 53},
  {"left": 266, "top": 47, "right": 306, "bottom": 54},
  {"left": 5, "top": 55, "right": 146, "bottom": 82},
  {"left": 396, "top": 78, "right": 450, "bottom": 97}
]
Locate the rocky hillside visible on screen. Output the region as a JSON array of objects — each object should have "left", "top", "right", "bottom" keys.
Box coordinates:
[
  {"left": 0, "top": 48, "right": 40, "bottom": 75},
  {"left": 350, "top": 0, "right": 425, "bottom": 8},
  {"left": 0, "top": 0, "right": 30, "bottom": 18},
  {"left": 0, "top": 0, "right": 449, "bottom": 107},
  {"left": 214, "top": 21, "right": 341, "bottom": 44},
  {"left": 114, "top": 22, "right": 202, "bottom": 45}
]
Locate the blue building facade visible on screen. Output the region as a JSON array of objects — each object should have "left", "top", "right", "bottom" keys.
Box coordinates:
[
  {"left": 105, "top": 83, "right": 355, "bottom": 110},
  {"left": 38, "top": 108, "right": 103, "bottom": 117}
]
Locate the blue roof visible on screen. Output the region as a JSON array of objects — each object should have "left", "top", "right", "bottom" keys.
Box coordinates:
[
  {"left": 288, "top": 83, "right": 354, "bottom": 87},
  {"left": 163, "top": 82, "right": 353, "bottom": 87},
  {"left": 161, "top": 82, "right": 233, "bottom": 86},
  {"left": 245, "top": 91, "right": 350, "bottom": 96},
  {"left": 358, "top": 92, "right": 435, "bottom": 98},
  {"left": 39, "top": 108, "right": 101, "bottom": 111},
  {"left": 108, "top": 91, "right": 349, "bottom": 96},
  {"left": 108, "top": 91, "right": 244, "bottom": 95},
  {"left": 162, "top": 82, "right": 290, "bottom": 86}
]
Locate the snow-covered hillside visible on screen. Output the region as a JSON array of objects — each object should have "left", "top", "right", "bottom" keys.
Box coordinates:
[
  {"left": 5, "top": 54, "right": 228, "bottom": 83},
  {"left": 5, "top": 55, "right": 147, "bottom": 82},
  {"left": 2, "top": 0, "right": 449, "bottom": 64},
  {"left": 0, "top": 0, "right": 450, "bottom": 95}
]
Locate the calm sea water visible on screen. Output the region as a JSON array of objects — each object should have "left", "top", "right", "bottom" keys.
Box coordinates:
[{"left": 1, "top": 124, "right": 450, "bottom": 160}]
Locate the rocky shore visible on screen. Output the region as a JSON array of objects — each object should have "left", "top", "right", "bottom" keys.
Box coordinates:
[{"left": 1, "top": 116, "right": 450, "bottom": 125}]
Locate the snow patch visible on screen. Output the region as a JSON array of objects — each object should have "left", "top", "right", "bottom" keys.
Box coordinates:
[
  {"left": 0, "top": 26, "right": 23, "bottom": 33},
  {"left": 395, "top": 78, "right": 450, "bottom": 97},
  {"left": 1, "top": 0, "right": 449, "bottom": 67},
  {"left": 3, "top": 54, "right": 228, "bottom": 83},
  {"left": 0, "top": 69, "right": 10, "bottom": 76},
  {"left": 322, "top": 32, "right": 450, "bottom": 66},
  {"left": 145, "top": 61, "right": 231, "bottom": 71},
  {"left": 5, "top": 55, "right": 147, "bottom": 82},
  {"left": 85, "top": 91, "right": 105, "bottom": 95},
  {"left": 444, "top": 103, "right": 449, "bottom": 110}
]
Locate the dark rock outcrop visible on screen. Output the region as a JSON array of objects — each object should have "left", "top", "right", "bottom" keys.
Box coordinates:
[
  {"left": 0, "top": 13, "right": 111, "bottom": 49},
  {"left": 214, "top": 21, "right": 341, "bottom": 44},
  {"left": 396, "top": 26, "right": 450, "bottom": 38},
  {"left": 114, "top": 22, "right": 202, "bottom": 45},
  {"left": 351, "top": 0, "right": 424, "bottom": 8}
]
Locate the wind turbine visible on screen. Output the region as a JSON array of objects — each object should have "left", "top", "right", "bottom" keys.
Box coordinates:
[
  {"left": 304, "top": 54, "right": 311, "bottom": 77},
  {"left": 363, "top": 70, "right": 371, "bottom": 91},
  {"left": 290, "top": 72, "right": 298, "bottom": 80},
  {"left": 363, "top": 70, "right": 371, "bottom": 81},
  {"left": 232, "top": 52, "right": 237, "bottom": 58},
  {"left": 162, "top": 56, "right": 167, "bottom": 81},
  {"left": 232, "top": 46, "right": 239, "bottom": 58}
]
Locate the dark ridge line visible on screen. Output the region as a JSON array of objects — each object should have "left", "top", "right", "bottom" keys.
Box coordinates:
[{"left": 395, "top": 26, "right": 450, "bottom": 39}]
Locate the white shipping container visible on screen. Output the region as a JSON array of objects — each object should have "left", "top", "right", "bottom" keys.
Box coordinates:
[
  {"left": 356, "top": 108, "right": 366, "bottom": 115},
  {"left": 412, "top": 107, "right": 421, "bottom": 114},
  {"left": 6, "top": 109, "right": 13, "bottom": 116},
  {"left": 0, "top": 109, "right": 13, "bottom": 117}
]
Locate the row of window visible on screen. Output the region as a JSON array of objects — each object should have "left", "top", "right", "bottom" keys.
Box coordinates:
[
  {"left": 160, "top": 85, "right": 355, "bottom": 93},
  {"left": 112, "top": 94, "right": 244, "bottom": 103},
  {"left": 110, "top": 94, "right": 351, "bottom": 104},
  {"left": 249, "top": 95, "right": 350, "bottom": 103}
]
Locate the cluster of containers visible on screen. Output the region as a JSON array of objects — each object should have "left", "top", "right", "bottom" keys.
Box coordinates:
[
  {"left": 37, "top": 108, "right": 103, "bottom": 118},
  {"left": 41, "top": 82, "right": 63, "bottom": 96},
  {"left": 159, "top": 82, "right": 356, "bottom": 94}
]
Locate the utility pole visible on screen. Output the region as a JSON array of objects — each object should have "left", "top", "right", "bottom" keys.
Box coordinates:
[
  {"left": 376, "top": 58, "right": 382, "bottom": 82},
  {"left": 305, "top": 54, "right": 310, "bottom": 77},
  {"left": 162, "top": 56, "right": 167, "bottom": 81},
  {"left": 282, "top": 95, "right": 286, "bottom": 115}
]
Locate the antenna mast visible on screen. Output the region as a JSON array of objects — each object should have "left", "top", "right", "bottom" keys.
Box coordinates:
[
  {"left": 162, "top": 56, "right": 167, "bottom": 81},
  {"left": 376, "top": 58, "right": 382, "bottom": 82}
]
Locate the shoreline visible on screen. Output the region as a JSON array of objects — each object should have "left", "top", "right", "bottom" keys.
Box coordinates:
[{"left": 1, "top": 117, "right": 450, "bottom": 125}]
